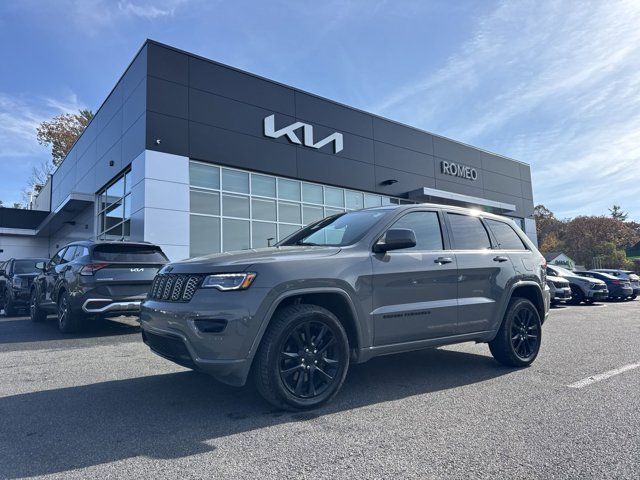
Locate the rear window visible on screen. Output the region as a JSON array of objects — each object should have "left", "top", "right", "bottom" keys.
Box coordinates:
[
  {"left": 92, "top": 244, "right": 168, "bottom": 263},
  {"left": 485, "top": 219, "right": 527, "bottom": 250},
  {"left": 447, "top": 213, "right": 492, "bottom": 250}
]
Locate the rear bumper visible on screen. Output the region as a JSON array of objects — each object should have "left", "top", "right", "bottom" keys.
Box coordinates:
[
  {"left": 608, "top": 287, "right": 633, "bottom": 298},
  {"left": 82, "top": 298, "right": 142, "bottom": 314}
]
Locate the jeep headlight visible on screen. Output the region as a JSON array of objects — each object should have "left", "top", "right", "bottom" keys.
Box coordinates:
[
  {"left": 201, "top": 273, "right": 257, "bottom": 291},
  {"left": 12, "top": 277, "right": 23, "bottom": 289}
]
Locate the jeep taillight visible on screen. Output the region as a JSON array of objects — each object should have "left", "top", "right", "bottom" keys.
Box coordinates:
[{"left": 80, "top": 263, "right": 109, "bottom": 276}]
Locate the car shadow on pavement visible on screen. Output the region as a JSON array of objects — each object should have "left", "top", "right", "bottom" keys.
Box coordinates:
[
  {"left": 0, "top": 315, "right": 140, "bottom": 346},
  {"left": 0, "top": 347, "right": 513, "bottom": 478}
]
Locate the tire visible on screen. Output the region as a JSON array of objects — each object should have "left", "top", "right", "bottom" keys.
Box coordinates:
[
  {"left": 584, "top": 298, "right": 594, "bottom": 305},
  {"left": 57, "top": 291, "right": 83, "bottom": 333},
  {"left": 253, "top": 304, "right": 350, "bottom": 410},
  {"left": 29, "top": 289, "right": 47, "bottom": 323},
  {"left": 568, "top": 286, "right": 584, "bottom": 305},
  {"left": 3, "top": 293, "right": 18, "bottom": 317},
  {"left": 489, "top": 297, "right": 542, "bottom": 368},
  {"left": 631, "top": 295, "right": 637, "bottom": 301}
]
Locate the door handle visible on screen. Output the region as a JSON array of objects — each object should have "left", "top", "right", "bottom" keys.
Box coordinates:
[
  {"left": 434, "top": 257, "right": 453, "bottom": 265},
  {"left": 493, "top": 256, "right": 509, "bottom": 262}
]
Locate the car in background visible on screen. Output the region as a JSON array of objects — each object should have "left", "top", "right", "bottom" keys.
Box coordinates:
[
  {"left": 546, "top": 265, "right": 608, "bottom": 305},
  {"left": 591, "top": 269, "right": 639, "bottom": 300},
  {"left": 0, "top": 258, "right": 48, "bottom": 316},
  {"left": 30, "top": 241, "right": 168, "bottom": 333},
  {"left": 575, "top": 271, "right": 633, "bottom": 301},
  {"left": 546, "top": 273, "right": 572, "bottom": 306}
]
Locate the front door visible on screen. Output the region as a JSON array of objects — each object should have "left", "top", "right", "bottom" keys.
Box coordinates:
[{"left": 371, "top": 210, "right": 458, "bottom": 345}]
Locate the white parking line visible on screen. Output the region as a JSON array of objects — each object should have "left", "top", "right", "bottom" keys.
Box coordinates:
[{"left": 568, "top": 362, "right": 640, "bottom": 389}]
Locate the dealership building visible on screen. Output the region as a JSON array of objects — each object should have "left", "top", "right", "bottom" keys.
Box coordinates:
[{"left": 0, "top": 40, "right": 536, "bottom": 261}]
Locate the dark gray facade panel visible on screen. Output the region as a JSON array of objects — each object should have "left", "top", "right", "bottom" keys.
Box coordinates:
[
  {"left": 372, "top": 117, "right": 434, "bottom": 155},
  {"left": 147, "top": 42, "right": 188, "bottom": 85},
  {"left": 95, "top": 139, "right": 122, "bottom": 190},
  {"left": 147, "top": 76, "right": 188, "bottom": 119},
  {"left": 483, "top": 171, "right": 524, "bottom": 197},
  {"left": 519, "top": 164, "right": 532, "bottom": 182},
  {"left": 189, "top": 122, "right": 297, "bottom": 178},
  {"left": 96, "top": 108, "right": 123, "bottom": 160},
  {"left": 373, "top": 141, "right": 435, "bottom": 177},
  {"left": 295, "top": 91, "right": 373, "bottom": 138},
  {"left": 146, "top": 111, "right": 189, "bottom": 157},
  {"left": 0, "top": 208, "right": 49, "bottom": 229},
  {"left": 373, "top": 165, "right": 436, "bottom": 196},
  {"left": 434, "top": 177, "right": 485, "bottom": 199},
  {"left": 189, "top": 56, "right": 295, "bottom": 116},
  {"left": 434, "top": 158, "right": 485, "bottom": 190},
  {"left": 482, "top": 190, "right": 525, "bottom": 215},
  {"left": 480, "top": 152, "right": 521, "bottom": 180},
  {"left": 308, "top": 123, "right": 374, "bottom": 164},
  {"left": 433, "top": 137, "right": 482, "bottom": 168},
  {"left": 297, "top": 150, "right": 375, "bottom": 192},
  {"left": 95, "top": 80, "right": 123, "bottom": 135},
  {"left": 77, "top": 169, "right": 97, "bottom": 196},
  {"left": 189, "top": 88, "right": 295, "bottom": 139},
  {"left": 122, "top": 113, "right": 146, "bottom": 166},
  {"left": 74, "top": 118, "right": 96, "bottom": 159},
  {"left": 76, "top": 140, "right": 96, "bottom": 185},
  {"left": 122, "top": 45, "right": 148, "bottom": 100},
  {"left": 521, "top": 181, "right": 534, "bottom": 200},
  {"left": 123, "top": 76, "right": 146, "bottom": 132}
]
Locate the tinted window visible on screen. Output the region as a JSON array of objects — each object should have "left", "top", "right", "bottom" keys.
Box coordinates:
[
  {"left": 74, "top": 247, "right": 89, "bottom": 259},
  {"left": 62, "top": 247, "right": 77, "bottom": 262},
  {"left": 49, "top": 248, "right": 66, "bottom": 267},
  {"left": 485, "top": 219, "right": 527, "bottom": 250},
  {"left": 447, "top": 214, "right": 491, "bottom": 250},
  {"left": 390, "top": 212, "right": 443, "bottom": 250},
  {"left": 13, "top": 259, "right": 46, "bottom": 274},
  {"left": 92, "top": 245, "right": 168, "bottom": 263}
]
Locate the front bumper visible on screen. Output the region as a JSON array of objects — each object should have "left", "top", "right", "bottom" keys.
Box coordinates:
[
  {"left": 10, "top": 289, "right": 32, "bottom": 306},
  {"left": 586, "top": 288, "right": 608, "bottom": 300},
  {"left": 552, "top": 287, "right": 572, "bottom": 301}
]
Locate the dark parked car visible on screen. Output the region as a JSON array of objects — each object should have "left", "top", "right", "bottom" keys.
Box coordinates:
[
  {"left": 0, "top": 258, "right": 48, "bottom": 316},
  {"left": 546, "top": 265, "right": 608, "bottom": 305},
  {"left": 141, "top": 205, "right": 550, "bottom": 410},
  {"left": 30, "top": 241, "right": 168, "bottom": 332},
  {"left": 591, "top": 269, "right": 639, "bottom": 300},
  {"left": 575, "top": 271, "right": 633, "bottom": 301}
]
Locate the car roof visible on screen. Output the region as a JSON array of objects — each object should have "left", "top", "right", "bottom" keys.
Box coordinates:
[
  {"left": 366, "top": 203, "right": 517, "bottom": 223},
  {"left": 63, "top": 240, "right": 157, "bottom": 248}
]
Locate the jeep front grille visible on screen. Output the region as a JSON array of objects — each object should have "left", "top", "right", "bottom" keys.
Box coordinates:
[{"left": 148, "top": 274, "right": 204, "bottom": 302}]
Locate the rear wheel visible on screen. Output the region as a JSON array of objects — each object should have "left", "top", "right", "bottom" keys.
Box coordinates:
[
  {"left": 489, "top": 297, "right": 541, "bottom": 367},
  {"left": 253, "top": 304, "right": 350, "bottom": 410},
  {"left": 57, "top": 291, "right": 83, "bottom": 333},
  {"left": 29, "top": 289, "right": 47, "bottom": 322}
]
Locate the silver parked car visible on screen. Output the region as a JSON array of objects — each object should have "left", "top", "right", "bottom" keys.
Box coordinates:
[
  {"left": 546, "top": 274, "right": 571, "bottom": 305},
  {"left": 546, "top": 265, "right": 608, "bottom": 305}
]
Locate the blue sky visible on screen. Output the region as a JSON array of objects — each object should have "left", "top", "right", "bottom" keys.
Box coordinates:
[{"left": 1, "top": 0, "right": 639, "bottom": 220}]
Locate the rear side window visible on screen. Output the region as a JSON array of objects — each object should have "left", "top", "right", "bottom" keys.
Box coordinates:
[
  {"left": 447, "top": 213, "right": 491, "bottom": 250},
  {"left": 390, "top": 211, "right": 443, "bottom": 250},
  {"left": 13, "top": 259, "right": 45, "bottom": 274},
  {"left": 62, "top": 247, "right": 78, "bottom": 263},
  {"left": 485, "top": 219, "right": 527, "bottom": 250},
  {"left": 92, "top": 244, "right": 168, "bottom": 263}
]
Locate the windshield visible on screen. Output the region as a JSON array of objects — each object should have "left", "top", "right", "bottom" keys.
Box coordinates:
[
  {"left": 549, "top": 265, "right": 574, "bottom": 277},
  {"left": 278, "top": 210, "right": 388, "bottom": 247},
  {"left": 13, "top": 259, "right": 46, "bottom": 275}
]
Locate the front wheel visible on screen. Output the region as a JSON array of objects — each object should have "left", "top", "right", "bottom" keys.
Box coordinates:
[
  {"left": 489, "top": 298, "right": 542, "bottom": 367},
  {"left": 30, "top": 289, "right": 47, "bottom": 322},
  {"left": 57, "top": 291, "right": 83, "bottom": 333},
  {"left": 253, "top": 304, "right": 350, "bottom": 410}
]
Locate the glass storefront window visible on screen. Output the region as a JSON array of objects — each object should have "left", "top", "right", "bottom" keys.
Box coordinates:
[
  {"left": 96, "top": 169, "right": 132, "bottom": 241},
  {"left": 188, "top": 162, "right": 409, "bottom": 257}
]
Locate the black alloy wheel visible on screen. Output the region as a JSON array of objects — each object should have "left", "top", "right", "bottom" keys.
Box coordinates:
[
  {"left": 509, "top": 305, "right": 540, "bottom": 362},
  {"left": 279, "top": 320, "right": 340, "bottom": 398}
]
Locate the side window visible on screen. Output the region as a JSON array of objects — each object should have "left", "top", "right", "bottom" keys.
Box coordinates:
[
  {"left": 49, "top": 248, "right": 67, "bottom": 267},
  {"left": 390, "top": 211, "right": 443, "bottom": 250},
  {"left": 447, "top": 213, "right": 491, "bottom": 250},
  {"left": 62, "top": 247, "right": 77, "bottom": 263},
  {"left": 485, "top": 219, "right": 527, "bottom": 250},
  {"left": 73, "top": 247, "right": 89, "bottom": 260}
]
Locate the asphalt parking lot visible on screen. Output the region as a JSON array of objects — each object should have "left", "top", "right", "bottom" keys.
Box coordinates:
[{"left": 1, "top": 301, "right": 638, "bottom": 479}]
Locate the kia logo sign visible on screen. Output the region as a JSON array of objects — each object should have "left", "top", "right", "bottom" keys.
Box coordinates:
[
  {"left": 441, "top": 160, "right": 478, "bottom": 181},
  {"left": 264, "top": 114, "right": 344, "bottom": 154}
]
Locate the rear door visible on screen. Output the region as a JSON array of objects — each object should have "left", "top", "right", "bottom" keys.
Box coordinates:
[
  {"left": 371, "top": 210, "right": 459, "bottom": 345},
  {"left": 445, "top": 213, "right": 514, "bottom": 335},
  {"left": 44, "top": 248, "right": 67, "bottom": 304},
  {"left": 89, "top": 244, "right": 168, "bottom": 298}
]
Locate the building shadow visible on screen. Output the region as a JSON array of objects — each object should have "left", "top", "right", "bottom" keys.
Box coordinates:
[
  {"left": 0, "top": 315, "right": 139, "bottom": 348},
  {"left": 0, "top": 347, "right": 514, "bottom": 478}
]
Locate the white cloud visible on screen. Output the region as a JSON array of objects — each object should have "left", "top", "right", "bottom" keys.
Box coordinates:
[{"left": 367, "top": 0, "right": 640, "bottom": 221}]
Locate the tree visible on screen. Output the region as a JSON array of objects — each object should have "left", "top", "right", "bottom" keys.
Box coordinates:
[
  {"left": 534, "top": 204, "right": 565, "bottom": 247},
  {"left": 36, "top": 109, "right": 94, "bottom": 166},
  {"left": 608, "top": 204, "right": 628, "bottom": 221},
  {"left": 538, "top": 232, "right": 566, "bottom": 255}
]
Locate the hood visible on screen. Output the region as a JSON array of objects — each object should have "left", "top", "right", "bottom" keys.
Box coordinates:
[
  {"left": 565, "top": 273, "right": 606, "bottom": 284},
  {"left": 163, "top": 246, "right": 342, "bottom": 274},
  {"left": 547, "top": 275, "right": 568, "bottom": 284}
]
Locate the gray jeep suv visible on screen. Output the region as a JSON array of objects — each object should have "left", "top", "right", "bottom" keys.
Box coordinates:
[{"left": 141, "top": 205, "right": 550, "bottom": 409}]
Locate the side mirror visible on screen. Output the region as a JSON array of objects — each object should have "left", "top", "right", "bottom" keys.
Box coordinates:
[
  {"left": 374, "top": 228, "right": 417, "bottom": 253},
  {"left": 35, "top": 261, "right": 45, "bottom": 271}
]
